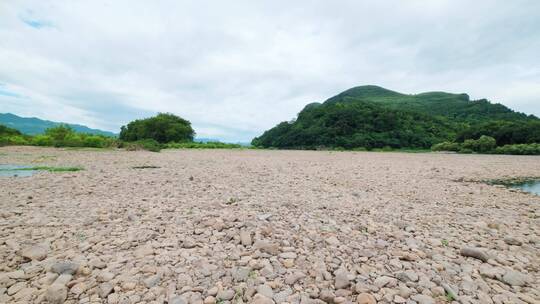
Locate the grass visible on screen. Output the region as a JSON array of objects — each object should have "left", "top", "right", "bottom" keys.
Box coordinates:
[
  {"left": 63, "top": 147, "right": 113, "bottom": 151},
  {"left": 445, "top": 293, "right": 456, "bottom": 302},
  {"left": 484, "top": 176, "right": 540, "bottom": 187},
  {"left": 165, "top": 141, "right": 245, "bottom": 149},
  {"left": 132, "top": 165, "right": 161, "bottom": 169},
  {"left": 0, "top": 166, "right": 83, "bottom": 172}
]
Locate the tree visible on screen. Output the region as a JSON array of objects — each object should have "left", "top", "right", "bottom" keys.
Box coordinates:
[{"left": 119, "top": 113, "right": 195, "bottom": 143}]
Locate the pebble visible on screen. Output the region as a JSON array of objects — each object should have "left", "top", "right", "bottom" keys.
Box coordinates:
[
  {"left": 51, "top": 261, "right": 80, "bottom": 275},
  {"left": 45, "top": 283, "right": 68, "bottom": 304},
  {"left": 216, "top": 289, "right": 235, "bottom": 301},
  {"left": 460, "top": 247, "right": 490, "bottom": 262},
  {"left": 356, "top": 293, "right": 376, "bottom": 304},
  {"left": 20, "top": 244, "right": 49, "bottom": 261},
  {"left": 240, "top": 230, "right": 252, "bottom": 246},
  {"left": 500, "top": 270, "right": 530, "bottom": 286}
]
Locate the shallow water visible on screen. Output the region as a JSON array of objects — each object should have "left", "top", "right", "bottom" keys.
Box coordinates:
[
  {"left": 511, "top": 180, "right": 540, "bottom": 196},
  {"left": 0, "top": 164, "right": 37, "bottom": 177}
]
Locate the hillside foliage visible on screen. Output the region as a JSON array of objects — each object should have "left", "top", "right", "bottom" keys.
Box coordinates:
[{"left": 252, "top": 85, "right": 539, "bottom": 154}]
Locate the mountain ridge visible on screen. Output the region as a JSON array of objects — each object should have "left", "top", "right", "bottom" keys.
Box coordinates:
[{"left": 0, "top": 113, "right": 117, "bottom": 137}]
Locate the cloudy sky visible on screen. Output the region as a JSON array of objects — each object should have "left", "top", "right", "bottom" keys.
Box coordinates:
[{"left": 1, "top": 1, "right": 539, "bottom": 141}]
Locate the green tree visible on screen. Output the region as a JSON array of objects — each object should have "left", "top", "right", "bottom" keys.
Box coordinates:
[{"left": 119, "top": 113, "right": 195, "bottom": 143}]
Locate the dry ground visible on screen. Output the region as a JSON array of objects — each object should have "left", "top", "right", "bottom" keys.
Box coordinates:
[{"left": 0, "top": 146, "right": 539, "bottom": 304}]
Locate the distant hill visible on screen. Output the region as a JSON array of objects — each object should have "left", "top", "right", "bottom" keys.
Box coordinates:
[
  {"left": 252, "top": 85, "right": 539, "bottom": 149},
  {"left": 0, "top": 113, "right": 116, "bottom": 136}
]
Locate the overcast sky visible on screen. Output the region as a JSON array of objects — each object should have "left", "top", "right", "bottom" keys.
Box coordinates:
[{"left": 1, "top": 1, "right": 539, "bottom": 141}]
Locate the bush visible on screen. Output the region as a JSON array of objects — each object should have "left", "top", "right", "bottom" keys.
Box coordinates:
[
  {"left": 462, "top": 135, "right": 497, "bottom": 153},
  {"left": 122, "top": 139, "right": 162, "bottom": 152},
  {"left": 431, "top": 141, "right": 460, "bottom": 152},
  {"left": 83, "top": 135, "right": 110, "bottom": 148},
  {"left": 494, "top": 143, "right": 540, "bottom": 155},
  {"left": 0, "top": 135, "right": 29, "bottom": 146},
  {"left": 119, "top": 113, "right": 194, "bottom": 143},
  {"left": 31, "top": 135, "right": 54, "bottom": 146}
]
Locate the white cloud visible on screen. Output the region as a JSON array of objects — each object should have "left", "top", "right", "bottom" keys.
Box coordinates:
[{"left": 0, "top": 0, "right": 539, "bottom": 141}]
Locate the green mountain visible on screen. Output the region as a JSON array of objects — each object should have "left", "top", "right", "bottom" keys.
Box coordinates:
[
  {"left": 252, "top": 85, "right": 539, "bottom": 149},
  {"left": 0, "top": 113, "right": 116, "bottom": 137}
]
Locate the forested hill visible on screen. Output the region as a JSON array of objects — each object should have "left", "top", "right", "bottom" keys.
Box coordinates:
[
  {"left": 0, "top": 113, "right": 116, "bottom": 136},
  {"left": 252, "top": 85, "right": 540, "bottom": 149},
  {"left": 333, "top": 86, "right": 534, "bottom": 122}
]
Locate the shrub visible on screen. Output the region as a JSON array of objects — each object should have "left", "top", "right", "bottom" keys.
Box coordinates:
[
  {"left": 31, "top": 135, "right": 54, "bottom": 146},
  {"left": 494, "top": 143, "right": 540, "bottom": 155},
  {"left": 431, "top": 141, "right": 460, "bottom": 152},
  {"left": 122, "top": 139, "right": 162, "bottom": 152},
  {"left": 0, "top": 135, "right": 29, "bottom": 146},
  {"left": 459, "top": 148, "right": 474, "bottom": 154},
  {"left": 119, "top": 113, "right": 194, "bottom": 143},
  {"left": 462, "top": 135, "right": 497, "bottom": 153},
  {"left": 45, "top": 125, "right": 75, "bottom": 142},
  {"left": 82, "top": 135, "right": 109, "bottom": 148}
]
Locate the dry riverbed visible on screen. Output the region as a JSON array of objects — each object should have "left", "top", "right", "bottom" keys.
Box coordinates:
[{"left": 0, "top": 146, "right": 539, "bottom": 304}]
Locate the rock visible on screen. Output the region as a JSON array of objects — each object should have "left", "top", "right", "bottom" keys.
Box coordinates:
[
  {"left": 284, "top": 272, "right": 306, "bottom": 285},
  {"left": 232, "top": 267, "right": 251, "bottom": 282},
  {"left": 204, "top": 296, "right": 216, "bottom": 304},
  {"left": 257, "top": 284, "right": 274, "bottom": 298},
  {"left": 45, "top": 283, "right": 68, "bottom": 304},
  {"left": 13, "top": 287, "right": 36, "bottom": 300},
  {"left": 97, "top": 271, "right": 115, "bottom": 282},
  {"left": 396, "top": 270, "right": 418, "bottom": 282},
  {"left": 182, "top": 238, "right": 197, "bottom": 248},
  {"left": 273, "top": 289, "right": 292, "bottom": 303},
  {"left": 393, "top": 295, "right": 406, "bottom": 303},
  {"left": 257, "top": 214, "right": 273, "bottom": 221},
  {"left": 325, "top": 236, "right": 340, "bottom": 246},
  {"left": 20, "top": 244, "right": 49, "bottom": 261},
  {"left": 108, "top": 293, "right": 119, "bottom": 304},
  {"left": 216, "top": 289, "right": 235, "bottom": 301},
  {"left": 51, "top": 261, "right": 80, "bottom": 275},
  {"left": 53, "top": 274, "right": 73, "bottom": 286},
  {"left": 7, "top": 282, "right": 26, "bottom": 295},
  {"left": 144, "top": 275, "right": 160, "bottom": 288},
  {"left": 373, "top": 276, "right": 396, "bottom": 288},
  {"left": 479, "top": 264, "right": 504, "bottom": 279},
  {"left": 99, "top": 282, "right": 114, "bottom": 298},
  {"left": 500, "top": 270, "right": 531, "bottom": 286},
  {"left": 460, "top": 247, "right": 490, "bottom": 262},
  {"left": 411, "top": 294, "right": 435, "bottom": 304},
  {"left": 441, "top": 283, "right": 459, "bottom": 301},
  {"left": 254, "top": 240, "right": 279, "bottom": 255},
  {"left": 356, "top": 293, "right": 376, "bottom": 304},
  {"left": 240, "top": 230, "right": 252, "bottom": 246},
  {"left": 134, "top": 245, "right": 154, "bottom": 258},
  {"left": 503, "top": 236, "right": 522, "bottom": 246},
  {"left": 170, "top": 295, "right": 188, "bottom": 304},
  {"left": 252, "top": 294, "right": 275, "bottom": 304},
  {"left": 279, "top": 252, "right": 297, "bottom": 259},
  {"left": 319, "top": 289, "right": 335, "bottom": 303},
  {"left": 334, "top": 271, "right": 350, "bottom": 289},
  {"left": 70, "top": 282, "right": 86, "bottom": 295}
]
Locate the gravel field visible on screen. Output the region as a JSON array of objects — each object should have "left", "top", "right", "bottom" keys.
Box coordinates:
[{"left": 0, "top": 146, "right": 539, "bottom": 304}]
